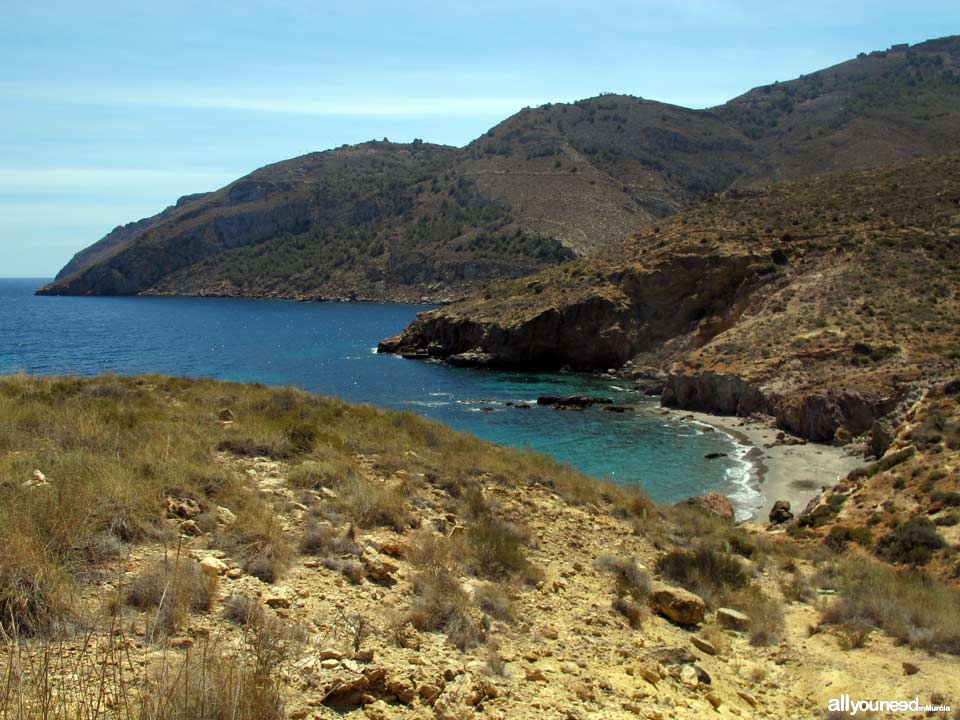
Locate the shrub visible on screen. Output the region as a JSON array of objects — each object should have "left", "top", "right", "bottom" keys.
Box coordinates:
[
  {"left": 823, "top": 525, "right": 873, "bottom": 553},
  {"left": 223, "top": 592, "right": 262, "bottom": 626},
  {"left": 819, "top": 561, "right": 960, "bottom": 654},
  {"left": 594, "top": 555, "right": 650, "bottom": 600},
  {"left": 216, "top": 438, "right": 281, "bottom": 459},
  {"left": 407, "top": 533, "right": 480, "bottom": 651},
  {"left": 729, "top": 585, "right": 784, "bottom": 646},
  {"left": 140, "top": 625, "right": 287, "bottom": 720},
  {"left": 473, "top": 582, "right": 513, "bottom": 622},
  {"left": 287, "top": 456, "right": 360, "bottom": 489},
  {"left": 283, "top": 421, "right": 319, "bottom": 455},
  {"left": 336, "top": 477, "right": 413, "bottom": 530},
  {"left": 656, "top": 546, "right": 749, "bottom": 606},
  {"left": 0, "top": 541, "right": 68, "bottom": 637},
  {"left": 875, "top": 517, "right": 945, "bottom": 565},
  {"left": 612, "top": 596, "right": 646, "bottom": 629},
  {"left": 836, "top": 621, "right": 873, "bottom": 650},
  {"left": 218, "top": 508, "right": 292, "bottom": 583},
  {"left": 465, "top": 510, "right": 533, "bottom": 581},
  {"left": 125, "top": 557, "right": 217, "bottom": 638},
  {"left": 935, "top": 512, "right": 959, "bottom": 527},
  {"left": 931, "top": 490, "right": 960, "bottom": 507}
]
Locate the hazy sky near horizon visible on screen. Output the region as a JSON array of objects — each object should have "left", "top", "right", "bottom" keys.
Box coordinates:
[{"left": 2, "top": 1, "right": 958, "bottom": 277}]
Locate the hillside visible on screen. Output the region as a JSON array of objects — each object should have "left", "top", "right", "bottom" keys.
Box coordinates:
[
  {"left": 38, "top": 35, "right": 960, "bottom": 301},
  {"left": 381, "top": 153, "right": 960, "bottom": 444},
  {"left": 2, "top": 374, "right": 959, "bottom": 719}
]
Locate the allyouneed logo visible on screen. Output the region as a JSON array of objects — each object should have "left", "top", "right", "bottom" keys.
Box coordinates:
[{"left": 828, "top": 695, "right": 951, "bottom": 715}]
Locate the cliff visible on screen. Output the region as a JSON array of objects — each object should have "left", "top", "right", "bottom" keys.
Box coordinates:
[{"left": 382, "top": 153, "right": 960, "bottom": 442}]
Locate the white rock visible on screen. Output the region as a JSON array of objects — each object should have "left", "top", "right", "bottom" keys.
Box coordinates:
[{"left": 199, "top": 556, "right": 227, "bottom": 577}]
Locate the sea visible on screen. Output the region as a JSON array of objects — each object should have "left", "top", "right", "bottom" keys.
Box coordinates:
[{"left": 0, "top": 278, "right": 762, "bottom": 518}]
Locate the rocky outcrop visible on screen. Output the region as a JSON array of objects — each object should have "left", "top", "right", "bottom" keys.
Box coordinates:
[
  {"left": 768, "top": 500, "right": 794, "bottom": 525},
  {"left": 379, "top": 294, "right": 641, "bottom": 370},
  {"left": 662, "top": 372, "right": 896, "bottom": 442},
  {"left": 380, "top": 250, "right": 769, "bottom": 370},
  {"left": 676, "top": 492, "right": 735, "bottom": 523},
  {"left": 40, "top": 198, "right": 314, "bottom": 296}
]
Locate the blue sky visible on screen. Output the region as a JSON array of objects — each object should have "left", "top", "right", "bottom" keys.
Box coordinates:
[{"left": 2, "top": 1, "right": 958, "bottom": 277}]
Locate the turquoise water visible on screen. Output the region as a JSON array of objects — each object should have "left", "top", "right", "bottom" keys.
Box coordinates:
[{"left": 0, "top": 278, "right": 761, "bottom": 516}]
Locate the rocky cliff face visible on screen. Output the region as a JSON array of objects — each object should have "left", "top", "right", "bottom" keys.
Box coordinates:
[
  {"left": 53, "top": 192, "right": 211, "bottom": 281},
  {"left": 382, "top": 153, "right": 960, "bottom": 442}
]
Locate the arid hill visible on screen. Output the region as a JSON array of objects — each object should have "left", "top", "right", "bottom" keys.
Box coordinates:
[
  {"left": 382, "top": 153, "right": 960, "bottom": 444},
  {"left": 2, "top": 374, "right": 958, "bottom": 718},
  {"left": 39, "top": 36, "right": 960, "bottom": 301}
]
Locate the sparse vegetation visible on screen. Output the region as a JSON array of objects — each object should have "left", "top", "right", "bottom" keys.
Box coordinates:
[
  {"left": 818, "top": 560, "right": 960, "bottom": 654},
  {"left": 125, "top": 555, "right": 217, "bottom": 638},
  {"left": 874, "top": 517, "right": 945, "bottom": 565}
]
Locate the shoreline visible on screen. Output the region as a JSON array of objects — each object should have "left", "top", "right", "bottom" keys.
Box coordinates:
[{"left": 662, "top": 407, "right": 867, "bottom": 523}]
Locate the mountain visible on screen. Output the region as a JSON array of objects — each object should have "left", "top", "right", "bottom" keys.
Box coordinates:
[
  {"left": 381, "top": 152, "right": 960, "bottom": 443},
  {"left": 39, "top": 142, "right": 574, "bottom": 303},
  {"left": 38, "top": 35, "right": 960, "bottom": 300}
]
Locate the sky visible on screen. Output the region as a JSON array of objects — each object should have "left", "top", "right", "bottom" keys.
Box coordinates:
[{"left": 2, "top": 1, "right": 958, "bottom": 277}]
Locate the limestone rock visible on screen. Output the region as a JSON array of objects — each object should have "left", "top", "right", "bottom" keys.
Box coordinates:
[
  {"left": 165, "top": 496, "right": 201, "bottom": 519},
  {"left": 680, "top": 664, "right": 699, "bottom": 688},
  {"left": 199, "top": 556, "right": 227, "bottom": 577},
  {"left": 23, "top": 469, "right": 52, "bottom": 488},
  {"left": 691, "top": 635, "right": 717, "bottom": 655},
  {"left": 386, "top": 676, "right": 417, "bottom": 704},
  {"left": 716, "top": 607, "right": 751, "bottom": 631},
  {"left": 264, "top": 590, "right": 291, "bottom": 609},
  {"left": 649, "top": 583, "right": 706, "bottom": 626},
  {"left": 361, "top": 548, "right": 399, "bottom": 582},
  {"left": 216, "top": 506, "right": 236, "bottom": 525},
  {"left": 676, "top": 492, "right": 735, "bottom": 522}
]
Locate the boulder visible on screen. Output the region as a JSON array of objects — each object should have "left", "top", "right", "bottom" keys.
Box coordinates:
[
  {"left": 536, "top": 395, "right": 614, "bottom": 408},
  {"left": 676, "top": 492, "right": 735, "bottom": 523},
  {"left": 361, "top": 548, "right": 399, "bottom": 582},
  {"left": 165, "top": 496, "right": 201, "bottom": 519},
  {"left": 446, "top": 351, "right": 496, "bottom": 367},
  {"left": 264, "top": 590, "right": 291, "bottom": 609},
  {"left": 649, "top": 584, "right": 706, "bottom": 626},
  {"left": 870, "top": 420, "right": 895, "bottom": 458},
  {"left": 23, "top": 469, "right": 52, "bottom": 488},
  {"left": 199, "top": 556, "right": 227, "bottom": 577},
  {"left": 716, "top": 607, "right": 751, "bottom": 631},
  {"left": 691, "top": 635, "right": 717, "bottom": 655},
  {"left": 768, "top": 500, "right": 794, "bottom": 525},
  {"left": 215, "top": 505, "right": 236, "bottom": 525}
]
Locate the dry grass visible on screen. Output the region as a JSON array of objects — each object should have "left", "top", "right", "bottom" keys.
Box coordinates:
[
  {"left": 0, "top": 372, "right": 824, "bottom": 710},
  {"left": 286, "top": 457, "right": 360, "bottom": 490},
  {"left": 406, "top": 533, "right": 480, "bottom": 651},
  {"left": 124, "top": 554, "right": 217, "bottom": 639},
  {"left": 817, "top": 560, "right": 960, "bottom": 654},
  {"left": 595, "top": 555, "right": 650, "bottom": 600},
  {"left": 215, "top": 507, "right": 292, "bottom": 584},
  {"left": 0, "top": 613, "right": 288, "bottom": 720}
]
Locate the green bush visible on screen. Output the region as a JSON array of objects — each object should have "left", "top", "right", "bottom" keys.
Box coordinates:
[
  {"left": 656, "top": 546, "right": 749, "bottom": 606},
  {"left": 875, "top": 517, "right": 945, "bottom": 565}
]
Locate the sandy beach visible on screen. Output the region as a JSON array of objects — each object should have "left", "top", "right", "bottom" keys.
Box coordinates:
[{"left": 664, "top": 408, "right": 867, "bottom": 523}]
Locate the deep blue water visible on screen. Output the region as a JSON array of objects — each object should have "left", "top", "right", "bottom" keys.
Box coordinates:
[{"left": 0, "top": 278, "right": 760, "bottom": 515}]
